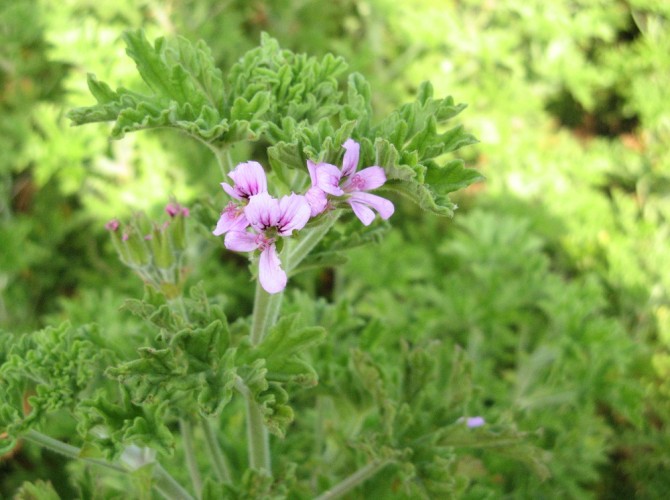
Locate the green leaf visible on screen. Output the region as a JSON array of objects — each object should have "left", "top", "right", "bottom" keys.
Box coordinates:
[
  {"left": 203, "top": 463, "right": 296, "bottom": 500},
  {"left": 78, "top": 388, "right": 174, "bottom": 458},
  {"left": 111, "top": 287, "right": 237, "bottom": 416},
  {"left": 0, "top": 323, "right": 113, "bottom": 436},
  {"left": 13, "top": 480, "right": 60, "bottom": 500},
  {"left": 438, "top": 423, "right": 551, "bottom": 480},
  {"left": 364, "top": 85, "right": 481, "bottom": 216},
  {"left": 244, "top": 315, "right": 325, "bottom": 386},
  {"left": 68, "top": 30, "right": 233, "bottom": 145}
]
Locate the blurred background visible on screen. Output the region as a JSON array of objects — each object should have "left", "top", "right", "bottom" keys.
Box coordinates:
[{"left": 1, "top": 0, "right": 669, "bottom": 497}]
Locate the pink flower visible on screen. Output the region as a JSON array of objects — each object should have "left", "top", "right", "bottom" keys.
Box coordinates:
[
  {"left": 165, "top": 202, "right": 190, "bottom": 218},
  {"left": 213, "top": 201, "right": 249, "bottom": 235},
  {"left": 225, "top": 192, "right": 311, "bottom": 294},
  {"left": 105, "top": 219, "right": 120, "bottom": 231},
  {"left": 465, "top": 416, "right": 485, "bottom": 428},
  {"left": 306, "top": 139, "right": 394, "bottom": 225},
  {"left": 213, "top": 161, "right": 268, "bottom": 236},
  {"left": 221, "top": 161, "right": 267, "bottom": 201}
]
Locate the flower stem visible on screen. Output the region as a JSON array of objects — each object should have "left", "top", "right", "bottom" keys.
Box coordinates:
[
  {"left": 235, "top": 377, "right": 271, "bottom": 473},
  {"left": 23, "top": 430, "right": 194, "bottom": 500},
  {"left": 200, "top": 415, "right": 232, "bottom": 483},
  {"left": 212, "top": 145, "right": 234, "bottom": 177},
  {"left": 153, "top": 462, "right": 197, "bottom": 500},
  {"left": 179, "top": 419, "right": 202, "bottom": 497},
  {"left": 24, "top": 430, "right": 125, "bottom": 473},
  {"left": 314, "top": 459, "right": 392, "bottom": 500},
  {"left": 249, "top": 280, "right": 283, "bottom": 346},
  {"left": 284, "top": 211, "right": 340, "bottom": 274}
]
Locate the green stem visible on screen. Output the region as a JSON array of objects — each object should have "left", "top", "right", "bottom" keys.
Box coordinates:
[
  {"left": 24, "top": 430, "right": 125, "bottom": 473},
  {"left": 314, "top": 459, "right": 392, "bottom": 500},
  {"left": 23, "top": 430, "right": 194, "bottom": 500},
  {"left": 200, "top": 415, "right": 233, "bottom": 483},
  {"left": 153, "top": 462, "right": 197, "bottom": 500},
  {"left": 212, "top": 145, "right": 234, "bottom": 177},
  {"left": 284, "top": 211, "right": 340, "bottom": 274},
  {"left": 242, "top": 214, "right": 340, "bottom": 476},
  {"left": 235, "top": 377, "right": 271, "bottom": 473},
  {"left": 179, "top": 419, "right": 202, "bottom": 497},
  {"left": 249, "top": 280, "right": 283, "bottom": 346}
]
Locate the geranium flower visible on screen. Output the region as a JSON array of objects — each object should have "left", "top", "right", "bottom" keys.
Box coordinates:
[
  {"left": 225, "top": 192, "right": 311, "bottom": 294},
  {"left": 306, "top": 139, "right": 394, "bottom": 225},
  {"left": 213, "top": 161, "right": 268, "bottom": 236}
]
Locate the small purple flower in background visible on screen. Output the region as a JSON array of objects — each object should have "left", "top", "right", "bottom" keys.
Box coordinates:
[
  {"left": 225, "top": 192, "right": 311, "bottom": 294},
  {"left": 213, "top": 161, "right": 268, "bottom": 236},
  {"left": 465, "top": 416, "right": 485, "bottom": 428},
  {"left": 306, "top": 139, "right": 394, "bottom": 226},
  {"left": 165, "top": 202, "right": 190, "bottom": 218},
  {"left": 105, "top": 219, "right": 120, "bottom": 232}
]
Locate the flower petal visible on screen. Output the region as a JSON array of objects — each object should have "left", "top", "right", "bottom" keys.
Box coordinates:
[
  {"left": 224, "top": 230, "right": 258, "bottom": 252},
  {"left": 465, "top": 416, "right": 485, "bottom": 428},
  {"left": 348, "top": 192, "right": 395, "bottom": 223},
  {"left": 221, "top": 182, "right": 239, "bottom": 200},
  {"left": 305, "top": 186, "right": 328, "bottom": 216},
  {"left": 259, "top": 244, "right": 287, "bottom": 294},
  {"left": 341, "top": 139, "right": 360, "bottom": 177},
  {"left": 213, "top": 203, "right": 248, "bottom": 235},
  {"left": 307, "top": 160, "right": 319, "bottom": 186},
  {"left": 245, "top": 192, "right": 279, "bottom": 231},
  {"left": 277, "top": 193, "right": 311, "bottom": 235},
  {"left": 348, "top": 200, "right": 376, "bottom": 226},
  {"left": 342, "top": 166, "right": 387, "bottom": 192},
  {"left": 228, "top": 161, "right": 268, "bottom": 199},
  {"left": 313, "top": 162, "right": 344, "bottom": 196}
]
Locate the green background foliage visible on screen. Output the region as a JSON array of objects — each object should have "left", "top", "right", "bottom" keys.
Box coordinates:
[{"left": 1, "top": 0, "right": 669, "bottom": 498}]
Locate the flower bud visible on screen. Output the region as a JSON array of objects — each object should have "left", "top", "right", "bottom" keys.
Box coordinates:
[
  {"left": 150, "top": 224, "right": 174, "bottom": 270},
  {"left": 124, "top": 229, "right": 151, "bottom": 267}
]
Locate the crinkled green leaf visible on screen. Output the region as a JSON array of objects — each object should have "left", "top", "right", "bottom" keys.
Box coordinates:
[
  {"left": 69, "top": 31, "right": 349, "bottom": 151},
  {"left": 235, "top": 316, "right": 325, "bottom": 437},
  {"left": 341, "top": 72, "right": 373, "bottom": 132},
  {"left": 438, "top": 423, "right": 550, "bottom": 480},
  {"left": 364, "top": 82, "right": 482, "bottom": 217},
  {"left": 0, "top": 323, "right": 112, "bottom": 436},
  {"left": 111, "top": 285, "right": 236, "bottom": 416},
  {"left": 13, "top": 480, "right": 60, "bottom": 500},
  {"left": 77, "top": 388, "right": 174, "bottom": 458},
  {"left": 349, "top": 348, "right": 397, "bottom": 439},
  {"left": 68, "top": 30, "right": 235, "bottom": 145},
  {"left": 236, "top": 359, "right": 293, "bottom": 437},
  {"left": 240, "top": 314, "right": 325, "bottom": 386},
  {"left": 69, "top": 31, "right": 479, "bottom": 217},
  {"left": 203, "top": 463, "right": 296, "bottom": 500},
  {"left": 267, "top": 119, "right": 357, "bottom": 175},
  {"left": 107, "top": 321, "right": 236, "bottom": 416}
]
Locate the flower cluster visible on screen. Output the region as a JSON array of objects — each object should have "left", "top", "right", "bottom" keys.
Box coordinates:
[
  {"left": 213, "top": 139, "right": 394, "bottom": 294},
  {"left": 105, "top": 202, "right": 190, "bottom": 297}
]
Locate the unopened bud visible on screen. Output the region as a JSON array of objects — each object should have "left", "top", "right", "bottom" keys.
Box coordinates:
[
  {"left": 150, "top": 224, "right": 174, "bottom": 269},
  {"left": 125, "top": 229, "right": 151, "bottom": 266}
]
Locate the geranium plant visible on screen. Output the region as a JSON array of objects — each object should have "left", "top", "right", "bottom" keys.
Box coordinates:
[{"left": 0, "top": 30, "right": 548, "bottom": 498}]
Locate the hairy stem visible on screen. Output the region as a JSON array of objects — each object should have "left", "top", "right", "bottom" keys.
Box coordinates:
[
  {"left": 284, "top": 211, "right": 340, "bottom": 274},
  {"left": 153, "top": 462, "right": 197, "bottom": 500},
  {"left": 249, "top": 280, "right": 283, "bottom": 346},
  {"left": 24, "top": 430, "right": 194, "bottom": 500},
  {"left": 314, "top": 459, "right": 392, "bottom": 500},
  {"left": 212, "top": 145, "right": 234, "bottom": 177},
  {"left": 200, "top": 415, "right": 232, "bottom": 484},
  {"left": 235, "top": 377, "right": 271, "bottom": 473},
  {"left": 24, "top": 430, "right": 125, "bottom": 473},
  {"left": 179, "top": 419, "right": 202, "bottom": 497}
]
